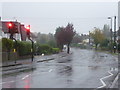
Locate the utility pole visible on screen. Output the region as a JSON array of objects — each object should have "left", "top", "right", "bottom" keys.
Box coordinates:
[{"left": 114, "top": 16, "right": 116, "bottom": 53}]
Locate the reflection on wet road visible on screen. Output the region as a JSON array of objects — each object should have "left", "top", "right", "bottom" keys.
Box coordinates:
[{"left": 1, "top": 48, "right": 118, "bottom": 88}]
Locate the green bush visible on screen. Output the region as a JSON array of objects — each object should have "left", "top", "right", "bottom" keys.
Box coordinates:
[
  {"left": 37, "top": 44, "right": 53, "bottom": 54},
  {"left": 100, "top": 39, "right": 109, "bottom": 48},
  {"left": 17, "top": 41, "right": 32, "bottom": 56},
  {"left": 36, "top": 44, "right": 60, "bottom": 55},
  {"left": 2, "top": 38, "right": 60, "bottom": 57},
  {"left": 2, "top": 38, "right": 13, "bottom": 52},
  {"left": 0, "top": 39, "right": 2, "bottom": 52},
  {"left": 52, "top": 48, "right": 60, "bottom": 54}
]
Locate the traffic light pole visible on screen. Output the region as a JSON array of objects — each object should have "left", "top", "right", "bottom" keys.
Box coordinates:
[
  {"left": 29, "top": 38, "right": 34, "bottom": 62},
  {"left": 12, "top": 37, "right": 17, "bottom": 64},
  {"left": 9, "top": 33, "right": 17, "bottom": 64}
]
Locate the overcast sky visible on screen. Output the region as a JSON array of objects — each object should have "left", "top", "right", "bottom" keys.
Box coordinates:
[{"left": 1, "top": 2, "right": 118, "bottom": 34}]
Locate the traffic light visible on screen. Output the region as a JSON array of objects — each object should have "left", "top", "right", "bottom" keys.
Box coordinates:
[
  {"left": 8, "top": 22, "right": 13, "bottom": 28},
  {"left": 8, "top": 22, "right": 13, "bottom": 33},
  {"left": 26, "top": 25, "right": 30, "bottom": 36},
  {"left": 7, "top": 22, "right": 18, "bottom": 33}
]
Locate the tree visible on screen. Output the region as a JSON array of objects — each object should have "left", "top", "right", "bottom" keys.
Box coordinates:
[
  {"left": 36, "top": 32, "right": 57, "bottom": 48},
  {"left": 55, "top": 23, "right": 75, "bottom": 53},
  {"left": 64, "top": 23, "right": 76, "bottom": 53},
  {"left": 103, "top": 24, "right": 110, "bottom": 39},
  {"left": 90, "top": 28, "right": 105, "bottom": 50},
  {"left": 55, "top": 27, "right": 65, "bottom": 50},
  {"left": 72, "top": 33, "right": 82, "bottom": 44}
]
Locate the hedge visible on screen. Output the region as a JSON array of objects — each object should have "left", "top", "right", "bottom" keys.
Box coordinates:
[
  {"left": 17, "top": 41, "right": 32, "bottom": 56},
  {"left": 1, "top": 38, "right": 60, "bottom": 57},
  {"left": 36, "top": 44, "right": 60, "bottom": 55},
  {"left": 52, "top": 48, "right": 60, "bottom": 54},
  {"left": 2, "top": 38, "right": 13, "bottom": 52}
]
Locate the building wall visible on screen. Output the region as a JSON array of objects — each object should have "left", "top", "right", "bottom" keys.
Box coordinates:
[
  {"left": 1, "top": 21, "right": 22, "bottom": 40},
  {"left": 0, "top": 20, "right": 33, "bottom": 41},
  {"left": 118, "top": 1, "right": 120, "bottom": 42},
  {"left": 118, "top": 1, "right": 120, "bottom": 27},
  {"left": 20, "top": 25, "right": 27, "bottom": 41}
]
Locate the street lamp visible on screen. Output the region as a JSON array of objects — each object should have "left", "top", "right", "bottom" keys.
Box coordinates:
[
  {"left": 108, "top": 17, "right": 113, "bottom": 53},
  {"left": 113, "top": 16, "right": 117, "bottom": 53}
]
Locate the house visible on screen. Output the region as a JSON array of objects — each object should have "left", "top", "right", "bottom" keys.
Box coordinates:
[{"left": 0, "top": 20, "right": 36, "bottom": 41}]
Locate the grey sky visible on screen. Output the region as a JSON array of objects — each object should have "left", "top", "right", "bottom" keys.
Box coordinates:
[{"left": 2, "top": 2, "right": 118, "bottom": 34}]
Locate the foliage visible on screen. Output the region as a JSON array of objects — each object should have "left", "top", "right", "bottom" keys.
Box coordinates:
[
  {"left": 55, "top": 23, "right": 76, "bottom": 53},
  {"left": 103, "top": 24, "right": 110, "bottom": 39},
  {"left": 0, "top": 39, "right": 2, "bottom": 52},
  {"left": 2, "top": 38, "right": 13, "bottom": 52},
  {"left": 72, "top": 33, "right": 82, "bottom": 44},
  {"left": 47, "top": 40, "right": 57, "bottom": 48},
  {"left": 36, "top": 44, "right": 59, "bottom": 55},
  {"left": 17, "top": 41, "right": 32, "bottom": 56},
  {"left": 52, "top": 48, "right": 60, "bottom": 54},
  {"left": 100, "top": 39, "right": 109, "bottom": 47},
  {"left": 90, "top": 28, "right": 105, "bottom": 49},
  {"left": 71, "top": 43, "right": 86, "bottom": 49},
  {"left": 36, "top": 33, "right": 57, "bottom": 48},
  {"left": 118, "top": 43, "right": 120, "bottom": 53}
]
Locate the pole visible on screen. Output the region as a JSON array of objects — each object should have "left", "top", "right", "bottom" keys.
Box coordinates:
[
  {"left": 12, "top": 38, "right": 17, "bottom": 64},
  {"left": 114, "top": 16, "right": 116, "bottom": 53},
  {"left": 110, "top": 18, "right": 113, "bottom": 53},
  {"left": 9, "top": 33, "right": 17, "bottom": 64},
  {"left": 29, "top": 38, "right": 34, "bottom": 62}
]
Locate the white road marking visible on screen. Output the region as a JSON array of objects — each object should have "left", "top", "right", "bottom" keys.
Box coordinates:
[
  {"left": 97, "top": 71, "right": 113, "bottom": 88},
  {"left": 115, "top": 68, "right": 118, "bottom": 71},
  {"left": 22, "top": 74, "right": 31, "bottom": 80},
  {"left": 111, "top": 68, "right": 114, "bottom": 71},
  {"left": 49, "top": 69, "right": 53, "bottom": 72},
  {"left": 0, "top": 80, "right": 15, "bottom": 85}
]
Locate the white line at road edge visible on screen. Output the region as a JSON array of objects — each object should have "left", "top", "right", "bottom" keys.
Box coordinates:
[
  {"left": 22, "top": 74, "right": 31, "bottom": 80},
  {"left": 0, "top": 80, "right": 15, "bottom": 85},
  {"left": 0, "top": 74, "right": 31, "bottom": 85},
  {"left": 97, "top": 71, "right": 113, "bottom": 88}
]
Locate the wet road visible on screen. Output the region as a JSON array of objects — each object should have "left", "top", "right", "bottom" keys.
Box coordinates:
[{"left": 1, "top": 48, "right": 118, "bottom": 88}]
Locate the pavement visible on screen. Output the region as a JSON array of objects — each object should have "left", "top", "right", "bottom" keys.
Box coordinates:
[
  {"left": 0, "top": 48, "right": 119, "bottom": 88},
  {"left": 1, "top": 52, "right": 68, "bottom": 75}
]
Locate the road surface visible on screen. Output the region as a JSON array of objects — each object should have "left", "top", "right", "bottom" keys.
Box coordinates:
[{"left": 1, "top": 48, "right": 118, "bottom": 88}]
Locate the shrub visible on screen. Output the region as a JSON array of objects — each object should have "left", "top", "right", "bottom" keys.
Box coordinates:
[
  {"left": 52, "top": 48, "right": 60, "bottom": 54},
  {"left": 17, "top": 41, "right": 32, "bottom": 56},
  {"left": 2, "top": 38, "right": 13, "bottom": 52},
  {"left": 37, "top": 44, "right": 53, "bottom": 55}
]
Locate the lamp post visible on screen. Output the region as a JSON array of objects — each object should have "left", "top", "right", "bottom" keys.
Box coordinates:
[
  {"left": 108, "top": 17, "right": 113, "bottom": 53},
  {"left": 113, "top": 16, "right": 117, "bottom": 53}
]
